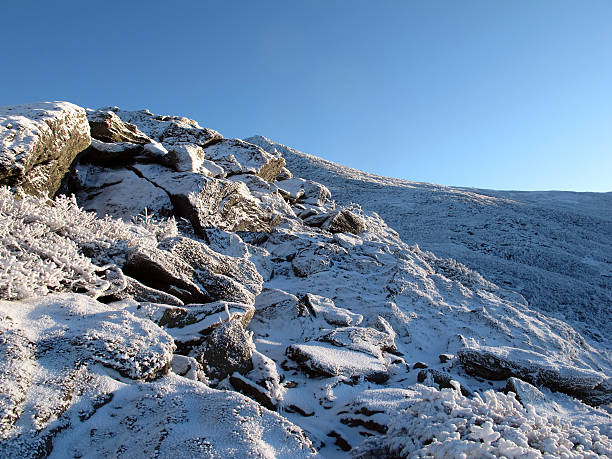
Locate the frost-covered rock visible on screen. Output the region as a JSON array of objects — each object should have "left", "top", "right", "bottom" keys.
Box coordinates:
[
  {"left": 204, "top": 138, "right": 286, "bottom": 181},
  {"left": 197, "top": 318, "right": 254, "bottom": 383},
  {"left": 322, "top": 208, "right": 366, "bottom": 235},
  {"left": 108, "top": 107, "right": 222, "bottom": 147},
  {"left": 0, "top": 101, "right": 90, "bottom": 196},
  {"left": 277, "top": 177, "right": 331, "bottom": 206},
  {"left": 458, "top": 345, "right": 611, "bottom": 405},
  {"left": 286, "top": 343, "right": 389, "bottom": 383},
  {"left": 86, "top": 108, "right": 151, "bottom": 144}
]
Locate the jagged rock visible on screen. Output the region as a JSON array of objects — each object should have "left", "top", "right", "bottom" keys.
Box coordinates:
[
  {"left": 286, "top": 343, "right": 388, "bottom": 383},
  {"left": 170, "top": 354, "right": 208, "bottom": 382},
  {"left": 0, "top": 101, "right": 90, "bottom": 196},
  {"left": 322, "top": 208, "right": 367, "bottom": 235},
  {"left": 204, "top": 138, "right": 286, "bottom": 181},
  {"left": 124, "top": 240, "right": 259, "bottom": 306},
  {"left": 318, "top": 326, "right": 395, "bottom": 360},
  {"left": 86, "top": 109, "right": 151, "bottom": 144},
  {"left": 413, "top": 361, "right": 428, "bottom": 369},
  {"left": 417, "top": 369, "right": 472, "bottom": 396},
  {"left": 276, "top": 177, "right": 331, "bottom": 206},
  {"left": 301, "top": 293, "right": 363, "bottom": 326},
  {"left": 198, "top": 319, "right": 254, "bottom": 383},
  {"left": 133, "top": 163, "right": 283, "bottom": 233},
  {"left": 108, "top": 107, "right": 222, "bottom": 147},
  {"left": 457, "top": 346, "right": 611, "bottom": 405},
  {"left": 439, "top": 353, "right": 455, "bottom": 363}
]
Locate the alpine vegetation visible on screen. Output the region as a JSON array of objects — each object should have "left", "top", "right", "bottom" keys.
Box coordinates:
[{"left": 0, "top": 101, "right": 610, "bottom": 458}]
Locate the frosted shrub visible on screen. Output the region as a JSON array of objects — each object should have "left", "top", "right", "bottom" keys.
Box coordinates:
[
  {"left": 0, "top": 187, "right": 176, "bottom": 300},
  {"left": 354, "top": 383, "right": 611, "bottom": 458}
]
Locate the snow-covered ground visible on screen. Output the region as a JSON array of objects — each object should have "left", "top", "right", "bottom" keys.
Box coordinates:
[
  {"left": 1, "top": 103, "right": 610, "bottom": 458},
  {"left": 247, "top": 136, "right": 612, "bottom": 347}
]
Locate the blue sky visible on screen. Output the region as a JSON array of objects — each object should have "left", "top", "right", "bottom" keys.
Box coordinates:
[{"left": 2, "top": 1, "right": 611, "bottom": 191}]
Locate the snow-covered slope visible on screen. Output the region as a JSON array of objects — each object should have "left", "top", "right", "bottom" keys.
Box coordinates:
[
  {"left": 0, "top": 103, "right": 610, "bottom": 458},
  {"left": 247, "top": 136, "right": 612, "bottom": 346}
]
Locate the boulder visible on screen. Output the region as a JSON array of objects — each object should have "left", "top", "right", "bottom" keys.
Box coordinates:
[
  {"left": 0, "top": 101, "right": 90, "bottom": 196},
  {"left": 133, "top": 163, "right": 283, "bottom": 233},
  {"left": 197, "top": 319, "right": 254, "bottom": 383},
  {"left": 457, "top": 346, "right": 611, "bottom": 405},
  {"left": 318, "top": 326, "right": 395, "bottom": 359},
  {"left": 322, "top": 209, "right": 367, "bottom": 235},
  {"left": 276, "top": 177, "right": 331, "bottom": 206},
  {"left": 204, "top": 138, "right": 286, "bottom": 181},
  {"left": 86, "top": 109, "right": 151, "bottom": 144},
  {"left": 123, "top": 243, "right": 257, "bottom": 305},
  {"left": 286, "top": 343, "right": 388, "bottom": 383},
  {"left": 300, "top": 293, "right": 363, "bottom": 326},
  {"left": 505, "top": 377, "right": 547, "bottom": 407},
  {"left": 102, "top": 275, "right": 184, "bottom": 306},
  {"left": 162, "top": 142, "right": 206, "bottom": 172}
]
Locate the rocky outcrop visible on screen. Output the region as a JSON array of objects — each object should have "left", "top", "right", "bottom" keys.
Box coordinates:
[{"left": 0, "top": 102, "right": 90, "bottom": 196}]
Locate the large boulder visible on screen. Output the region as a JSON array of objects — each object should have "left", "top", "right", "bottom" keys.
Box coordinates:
[
  {"left": 0, "top": 102, "right": 90, "bottom": 196},
  {"left": 457, "top": 346, "right": 611, "bottom": 405}
]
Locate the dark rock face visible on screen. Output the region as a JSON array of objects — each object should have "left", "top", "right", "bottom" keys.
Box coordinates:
[
  {"left": 457, "top": 346, "right": 611, "bottom": 405},
  {"left": 86, "top": 109, "right": 151, "bottom": 144},
  {"left": 0, "top": 102, "right": 91, "bottom": 196},
  {"left": 198, "top": 319, "right": 254, "bottom": 383}
]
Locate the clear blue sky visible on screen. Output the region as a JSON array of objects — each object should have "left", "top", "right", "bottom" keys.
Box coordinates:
[{"left": 2, "top": 1, "right": 611, "bottom": 191}]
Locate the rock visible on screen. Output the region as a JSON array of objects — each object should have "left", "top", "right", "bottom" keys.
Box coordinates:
[
  {"left": 413, "top": 361, "right": 428, "bottom": 369},
  {"left": 439, "top": 353, "right": 455, "bottom": 363},
  {"left": 74, "top": 166, "right": 174, "bottom": 221},
  {"left": 108, "top": 107, "right": 222, "bottom": 147},
  {"left": 163, "top": 142, "right": 206, "bottom": 172},
  {"left": 170, "top": 354, "right": 207, "bottom": 382},
  {"left": 322, "top": 209, "right": 367, "bottom": 235},
  {"left": 505, "top": 377, "right": 547, "bottom": 407},
  {"left": 318, "top": 326, "right": 395, "bottom": 359},
  {"left": 198, "top": 319, "right": 254, "bottom": 383},
  {"left": 77, "top": 139, "right": 145, "bottom": 166},
  {"left": 276, "top": 177, "right": 331, "bottom": 206},
  {"left": 204, "top": 138, "right": 286, "bottom": 181},
  {"left": 0, "top": 101, "right": 90, "bottom": 196},
  {"left": 301, "top": 293, "right": 363, "bottom": 326},
  {"left": 457, "top": 346, "right": 610, "bottom": 405},
  {"left": 86, "top": 109, "right": 151, "bottom": 144},
  {"left": 133, "top": 163, "right": 283, "bottom": 233},
  {"left": 230, "top": 373, "right": 277, "bottom": 411},
  {"left": 417, "top": 369, "right": 472, "bottom": 396},
  {"left": 102, "top": 275, "right": 184, "bottom": 306},
  {"left": 286, "top": 343, "right": 388, "bottom": 383},
  {"left": 124, "top": 240, "right": 259, "bottom": 306}
]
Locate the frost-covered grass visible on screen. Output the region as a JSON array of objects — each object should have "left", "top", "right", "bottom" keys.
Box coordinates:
[
  {"left": 354, "top": 384, "right": 612, "bottom": 458},
  {"left": 0, "top": 187, "right": 177, "bottom": 300}
]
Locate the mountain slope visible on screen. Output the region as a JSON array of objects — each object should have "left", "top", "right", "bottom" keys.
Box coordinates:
[{"left": 247, "top": 136, "right": 612, "bottom": 346}]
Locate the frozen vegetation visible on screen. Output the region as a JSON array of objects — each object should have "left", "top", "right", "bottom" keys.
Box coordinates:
[{"left": 0, "top": 101, "right": 610, "bottom": 457}]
